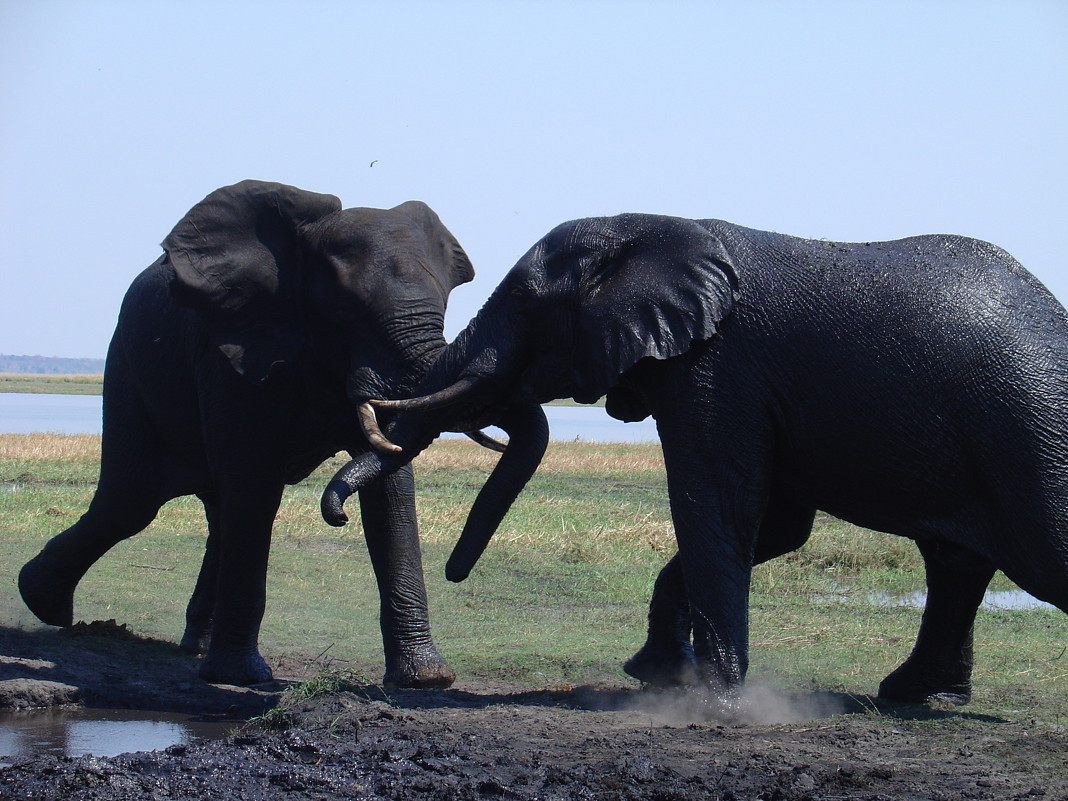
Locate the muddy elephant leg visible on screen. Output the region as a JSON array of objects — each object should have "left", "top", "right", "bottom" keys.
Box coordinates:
[
  {"left": 878, "top": 539, "right": 995, "bottom": 705},
  {"left": 623, "top": 554, "right": 695, "bottom": 685},
  {"left": 358, "top": 463, "right": 455, "bottom": 688},
  {"left": 655, "top": 422, "right": 767, "bottom": 710},
  {"left": 675, "top": 505, "right": 756, "bottom": 708},
  {"left": 179, "top": 495, "right": 220, "bottom": 655},
  {"left": 624, "top": 496, "right": 813, "bottom": 686},
  {"left": 197, "top": 483, "right": 283, "bottom": 686}
]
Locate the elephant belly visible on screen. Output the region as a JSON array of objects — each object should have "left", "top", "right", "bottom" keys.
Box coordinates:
[{"left": 775, "top": 423, "right": 987, "bottom": 544}]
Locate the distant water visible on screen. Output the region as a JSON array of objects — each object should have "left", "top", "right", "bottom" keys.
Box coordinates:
[
  {"left": 0, "top": 393, "right": 104, "bottom": 434},
  {"left": 0, "top": 393, "right": 659, "bottom": 443}
]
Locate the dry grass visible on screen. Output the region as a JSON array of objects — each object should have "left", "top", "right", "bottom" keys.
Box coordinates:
[
  {"left": 0, "top": 434, "right": 103, "bottom": 484},
  {"left": 417, "top": 438, "right": 666, "bottom": 475},
  {"left": 412, "top": 439, "right": 672, "bottom": 554},
  {"left": 0, "top": 433, "right": 101, "bottom": 461},
  {"left": 0, "top": 434, "right": 913, "bottom": 576}
]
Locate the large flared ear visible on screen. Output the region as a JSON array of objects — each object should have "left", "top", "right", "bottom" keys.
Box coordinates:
[
  {"left": 163, "top": 180, "right": 342, "bottom": 381},
  {"left": 569, "top": 214, "right": 739, "bottom": 403},
  {"left": 391, "top": 200, "right": 475, "bottom": 296}
]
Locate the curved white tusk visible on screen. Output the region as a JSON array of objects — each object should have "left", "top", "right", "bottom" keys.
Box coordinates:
[
  {"left": 465, "top": 429, "right": 508, "bottom": 453},
  {"left": 370, "top": 377, "right": 479, "bottom": 412},
  {"left": 358, "top": 402, "right": 403, "bottom": 454}
]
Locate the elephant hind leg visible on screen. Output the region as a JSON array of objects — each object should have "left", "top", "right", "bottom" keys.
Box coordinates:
[
  {"left": 878, "top": 539, "right": 995, "bottom": 705},
  {"left": 19, "top": 488, "right": 170, "bottom": 627},
  {"left": 623, "top": 553, "right": 696, "bottom": 685},
  {"left": 179, "top": 495, "right": 220, "bottom": 655},
  {"left": 20, "top": 373, "right": 180, "bottom": 628}
]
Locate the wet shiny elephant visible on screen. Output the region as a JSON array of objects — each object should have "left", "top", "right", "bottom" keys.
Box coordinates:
[{"left": 322, "top": 213, "right": 1068, "bottom": 708}]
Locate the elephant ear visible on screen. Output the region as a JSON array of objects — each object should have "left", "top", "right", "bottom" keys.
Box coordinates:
[
  {"left": 163, "top": 180, "right": 342, "bottom": 381},
  {"left": 570, "top": 214, "right": 739, "bottom": 405},
  {"left": 390, "top": 200, "right": 475, "bottom": 296}
]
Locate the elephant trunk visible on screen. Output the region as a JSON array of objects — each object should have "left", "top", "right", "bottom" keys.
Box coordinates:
[
  {"left": 321, "top": 452, "right": 391, "bottom": 526},
  {"left": 444, "top": 402, "right": 549, "bottom": 582},
  {"left": 322, "top": 376, "right": 489, "bottom": 525},
  {"left": 324, "top": 295, "right": 531, "bottom": 528}
]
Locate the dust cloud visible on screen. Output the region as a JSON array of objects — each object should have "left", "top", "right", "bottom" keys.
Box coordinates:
[{"left": 618, "top": 676, "right": 847, "bottom": 726}]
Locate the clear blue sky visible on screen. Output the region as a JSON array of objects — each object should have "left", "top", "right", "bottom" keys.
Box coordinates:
[{"left": 2, "top": 1, "right": 1065, "bottom": 359}]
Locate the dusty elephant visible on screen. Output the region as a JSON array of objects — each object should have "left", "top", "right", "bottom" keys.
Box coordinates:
[
  {"left": 321, "top": 212, "right": 1068, "bottom": 707},
  {"left": 19, "top": 180, "right": 475, "bottom": 687}
]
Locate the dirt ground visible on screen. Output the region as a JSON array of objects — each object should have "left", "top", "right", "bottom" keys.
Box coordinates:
[{"left": 1, "top": 622, "right": 1065, "bottom": 801}]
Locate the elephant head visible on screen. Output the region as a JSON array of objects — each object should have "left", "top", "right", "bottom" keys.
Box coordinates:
[
  {"left": 321, "top": 213, "right": 739, "bottom": 577},
  {"left": 163, "top": 179, "right": 474, "bottom": 432}
]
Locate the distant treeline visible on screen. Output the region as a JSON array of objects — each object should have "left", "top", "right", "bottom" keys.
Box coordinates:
[{"left": 0, "top": 355, "right": 105, "bottom": 374}]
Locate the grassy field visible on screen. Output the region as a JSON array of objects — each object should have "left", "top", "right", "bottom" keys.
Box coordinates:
[
  {"left": 0, "top": 373, "right": 103, "bottom": 395},
  {"left": 1, "top": 434, "right": 1064, "bottom": 724}
]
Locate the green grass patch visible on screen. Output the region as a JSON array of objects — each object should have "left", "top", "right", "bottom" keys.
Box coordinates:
[
  {"left": 2, "top": 435, "right": 1064, "bottom": 726},
  {"left": 0, "top": 373, "right": 103, "bottom": 395}
]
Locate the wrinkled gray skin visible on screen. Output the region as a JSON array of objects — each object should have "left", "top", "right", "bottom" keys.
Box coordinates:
[
  {"left": 323, "top": 213, "right": 1068, "bottom": 707},
  {"left": 19, "top": 180, "right": 472, "bottom": 687}
]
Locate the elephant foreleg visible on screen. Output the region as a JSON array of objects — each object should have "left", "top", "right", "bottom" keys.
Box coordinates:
[
  {"left": 878, "top": 539, "right": 995, "bottom": 705},
  {"left": 657, "top": 430, "right": 766, "bottom": 707},
  {"left": 625, "top": 496, "right": 814, "bottom": 686},
  {"left": 358, "top": 463, "right": 455, "bottom": 688}
]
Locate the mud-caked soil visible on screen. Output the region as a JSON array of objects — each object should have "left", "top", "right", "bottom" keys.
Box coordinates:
[{"left": 1, "top": 622, "right": 1066, "bottom": 800}]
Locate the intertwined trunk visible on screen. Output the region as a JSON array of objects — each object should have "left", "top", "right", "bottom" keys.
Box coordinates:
[{"left": 322, "top": 293, "right": 551, "bottom": 579}]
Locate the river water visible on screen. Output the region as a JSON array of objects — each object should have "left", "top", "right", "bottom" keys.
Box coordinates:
[{"left": 0, "top": 393, "right": 658, "bottom": 442}]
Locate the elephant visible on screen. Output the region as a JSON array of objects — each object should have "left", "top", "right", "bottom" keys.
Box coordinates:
[
  {"left": 18, "top": 179, "right": 477, "bottom": 688},
  {"left": 318, "top": 212, "right": 1068, "bottom": 707}
]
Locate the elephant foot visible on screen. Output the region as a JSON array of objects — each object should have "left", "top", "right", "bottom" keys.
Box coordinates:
[
  {"left": 179, "top": 625, "right": 212, "bottom": 656},
  {"left": 877, "top": 663, "right": 971, "bottom": 706},
  {"left": 198, "top": 648, "right": 273, "bottom": 686},
  {"left": 623, "top": 642, "right": 698, "bottom": 686},
  {"left": 18, "top": 554, "right": 75, "bottom": 627},
  {"left": 383, "top": 648, "right": 456, "bottom": 689}
]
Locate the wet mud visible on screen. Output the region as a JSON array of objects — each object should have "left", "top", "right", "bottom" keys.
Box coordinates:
[{"left": 1, "top": 622, "right": 1065, "bottom": 800}]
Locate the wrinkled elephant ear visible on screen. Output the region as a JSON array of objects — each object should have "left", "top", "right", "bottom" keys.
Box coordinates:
[
  {"left": 390, "top": 200, "right": 475, "bottom": 296},
  {"left": 568, "top": 215, "right": 740, "bottom": 405},
  {"left": 163, "top": 180, "right": 342, "bottom": 381}
]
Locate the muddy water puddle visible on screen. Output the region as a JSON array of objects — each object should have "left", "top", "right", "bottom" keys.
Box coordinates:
[{"left": 0, "top": 708, "right": 235, "bottom": 764}]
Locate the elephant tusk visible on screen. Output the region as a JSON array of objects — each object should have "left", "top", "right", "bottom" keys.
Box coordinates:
[
  {"left": 358, "top": 402, "right": 403, "bottom": 455},
  {"left": 465, "top": 429, "right": 508, "bottom": 453},
  {"left": 370, "top": 377, "right": 479, "bottom": 412}
]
